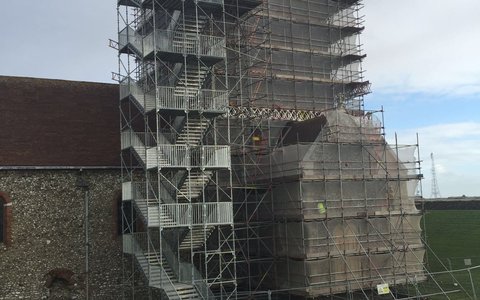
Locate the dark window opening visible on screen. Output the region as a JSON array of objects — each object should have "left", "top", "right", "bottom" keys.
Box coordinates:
[
  {"left": 0, "top": 193, "right": 11, "bottom": 246},
  {"left": 117, "top": 200, "right": 135, "bottom": 235},
  {"left": 0, "top": 198, "right": 4, "bottom": 243}
]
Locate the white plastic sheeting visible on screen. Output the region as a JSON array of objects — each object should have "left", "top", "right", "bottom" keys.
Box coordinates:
[{"left": 265, "top": 110, "right": 424, "bottom": 297}]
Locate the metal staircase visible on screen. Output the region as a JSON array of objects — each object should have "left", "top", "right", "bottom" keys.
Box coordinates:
[
  {"left": 175, "top": 66, "right": 210, "bottom": 99},
  {"left": 177, "top": 171, "right": 213, "bottom": 202},
  {"left": 121, "top": 130, "right": 170, "bottom": 169},
  {"left": 133, "top": 147, "right": 170, "bottom": 169},
  {"left": 134, "top": 199, "right": 176, "bottom": 227},
  {"left": 119, "top": 1, "right": 235, "bottom": 298},
  {"left": 145, "top": 253, "right": 201, "bottom": 299},
  {"left": 173, "top": 15, "right": 208, "bottom": 53},
  {"left": 179, "top": 226, "right": 216, "bottom": 250},
  {"left": 176, "top": 118, "right": 210, "bottom": 145},
  {"left": 133, "top": 242, "right": 202, "bottom": 299},
  {"left": 120, "top": 78, "right": 156, "bottom": 113},
  {"left": 177, "top": 14, "right": 208, "bottom": 34}
]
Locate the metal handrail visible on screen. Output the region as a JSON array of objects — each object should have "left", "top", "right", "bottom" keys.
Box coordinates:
[
  {"left": 119, "top": 77, "right": 156, "bottom": 111},
  {"left": 120, "top": 26, "right": 226, "bottom": 58},
  {"left": 147, "top": 237, "right": 183, "bottom": 299},
  {"left": 121, "top": 130, "right": 156, "bottom": 149},
  {"left": 161, "top": 235, "right": 213, "bottom": 299},
  {"left": 157, "top": 86, "right": 228, "bottom": 112},
  {"left": 131, "top": 233, "right": 183, "bottom": 299},
  {"left": 118, "top": 26, "right": 140, "bottom": 52},
  {"left": 158, "top": 145, "right": 190, "bottom": 167},
  {"left": 153, "top": 145, "right": 230, "bottom": 168},
  {"left": 159, "top": 202, "right": 233, "bottom": 227},
  {"left": 192, "top": 146, "right": 231, "bottom": 168}
]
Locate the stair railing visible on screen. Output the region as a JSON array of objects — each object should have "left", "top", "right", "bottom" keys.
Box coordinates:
[
  {"left": 162, "top": 237, "right": 214, "bottom": 299},
  {"left": 118, "top": 26, "right": 141, "bottom": 55},
  {"left": 134, "top": 7, "right": 153, "bottom": 31},
  {"left": 175, "top": 171, "right": 211, "bottom": 201},
  {"left": 199, "top": 35, "right": 226, "bottom": 58},
  {"left": 121, "top": 130, "right": 157, "bottom": 150},
  {"left": 160, "top": 170, "right": 187, "bottom": 201},
  {"left": 159, "top": 202, "right": 233, "bottom": 227},
  {"left": 201, "top": 89, "right": 229, "bottom": 112},
  {"left": 133, "top": 232, "right": 183, "bottom": 299},
  {"left": 146, "top": 236, "right": 177, "bottom": 287},
  {"left": 158, "top": 145, "right": 190, "bottom": 167},
  {"left": 119, "top": 78, "right": 156, "bottom": 112},
  {"left": 199, "top": 145, "right": 231, "bottom": 168},
  {"left": 171, "top": 116, "right": 187, "bottom": 144}
]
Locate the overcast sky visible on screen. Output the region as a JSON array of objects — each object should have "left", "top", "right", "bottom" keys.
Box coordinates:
[
  {"left": 0, "top": 1, "right": 479, "bottom": 197},
  {"left": 363, "top": 0, "right": 480, "bottom": 197}
]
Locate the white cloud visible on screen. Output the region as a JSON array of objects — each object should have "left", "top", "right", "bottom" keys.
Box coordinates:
[
  {"left": 389, "top": 122, "right": 480, "bottom": 197},
  {"left": 363, "top": 0, "right": 480, "bottom": 95}
]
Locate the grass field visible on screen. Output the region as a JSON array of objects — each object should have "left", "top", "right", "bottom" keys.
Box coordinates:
[
  {"left": 420, "top": 210, "right": 480, "bottom": 299},
  {"left": 424, "top": 210, "right": 480, "bottom": 271}
]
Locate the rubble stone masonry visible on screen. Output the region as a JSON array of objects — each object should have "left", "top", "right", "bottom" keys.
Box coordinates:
[{"left": 0, "top": 169, "right": 123, "bottom": 299}]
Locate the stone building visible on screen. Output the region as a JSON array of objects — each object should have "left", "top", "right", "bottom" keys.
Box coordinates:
[{"left": 0, "top": 76, "right": 123, "bottom": 299}]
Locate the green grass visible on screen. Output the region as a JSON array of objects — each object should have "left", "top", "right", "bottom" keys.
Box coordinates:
[
  {"left": 424, "top": 210, "right": 480, "bottom": 272},
  {"left": 420, "top": 210, "right": 480, "bottom": 299}
]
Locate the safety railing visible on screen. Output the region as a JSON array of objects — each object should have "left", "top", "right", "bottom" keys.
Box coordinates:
[
  {"left": 157, "top": 130, "right": 176, "bottom": 145},
  {"left": 129, "top": 146, "right": 165, "bottom": 169},
  {"left": 192, "top": 267, "right": 215, "bottom": 300},
  {"left": 119, "top": 77, "right": 156, "bottom": 112},
  {"left": 122, "top": 181, "right": 133, "bottom": 200},
  {"left": 145, "top": 147, "right": 161, "bottom": 169},
  {"left": 120, "top": 0, "right": 223, "bottom": 7},
  {"left": 121, "top": 130, "right": 156, "bottom": 149},
  {"left": 153, "top": 30, "right": 225, "bottom": 58},
  {"left": 120, "top": 77, "right": 139, "bottom": 100},
  {"left": 155, "top": 145, "right": 230, "bottom": 169},
  {"left": 161, "top": 235, "right": 213, "bottom": 299},
  {"left": 132, "top": 233, "right": 210, "bottom": 299},
  {"left": 129, "top": 233, "right": 183, "bottom": 298},
  {"left": 118, "top": 26, "right": 141, "bottom": 54},
  {"left": 192, "top": 145, "right": 231, "bottom": 168},
  {"left": 199, "top": 34, "right": 226, "bottom": 57},
  {"left": 157, "top": 86, "right": 228, "bottom": 112},
  {"left": 158, "top": 145, "right": 190, "bottom": 167},
  {"left": 119, "top": 21, "right": 225, "bottom": 60},
  {"left": 158, "top": 173, "right": 183, "bottom": 204},
  {"left": 123, "top": 181, "right": 145, "bottom": 200},
  {"left": 159, "top": 202, "right": 233, "bottom": 227},
  {"left": 198, "top": 0, "right": 223, "bottom": 5},
  {"left": 122, "top": 181, "right": 159, "bottom": 201},
  {"left": 134, "top": 8, "right": 153, "bottom": 31},
  {"left": 117, "top": 0, "right": 142, "bottom": 8},
  {"left": 119, "top": 26, "right": 154, "bottom": 57}
]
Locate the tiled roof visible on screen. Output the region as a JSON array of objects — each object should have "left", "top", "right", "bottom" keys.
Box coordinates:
[{"left": 0, "top": 76, "right": 120, "bottom": 167}]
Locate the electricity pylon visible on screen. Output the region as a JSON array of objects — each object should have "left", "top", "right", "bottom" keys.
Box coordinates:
[{"left": 430, "top": 152, "right": 441, "bottom": 198}]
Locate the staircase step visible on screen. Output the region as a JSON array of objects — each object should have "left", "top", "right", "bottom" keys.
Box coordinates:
[
  {"left": 175, "top": 118, "right": 210, "bottom": 146},
  {"left": 165, "top": 284, "right": 201, "bottom": 299},
  {"left": 184, "top": 69, "right": 209, "bottom": 75},
  {"left": 179, "top": 127, "right": 206, "bottom": 131},
  {"left": 179, "top": 187, "right": 204, "bottom": 191},
  {"left": 176, "top": 171, "right": 213, "bottom": 201},
  {"left": 179, "top": 226, "right": 216, "bottom": 250},
  {"left": 135, "top": 249, "right": 203, "bottom": 299}
]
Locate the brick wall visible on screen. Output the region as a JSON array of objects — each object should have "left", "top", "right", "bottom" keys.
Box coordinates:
[{"left": 0, "top": 76, "right": 120, "bottom": 166}]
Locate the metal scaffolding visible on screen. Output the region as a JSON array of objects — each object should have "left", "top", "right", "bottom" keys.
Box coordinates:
[
  {"left": 114, "top": 0, "right": 464, "bottom": 299},
  {"left": 117, "top": 0, "right": 236, "bottom": 298}
]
